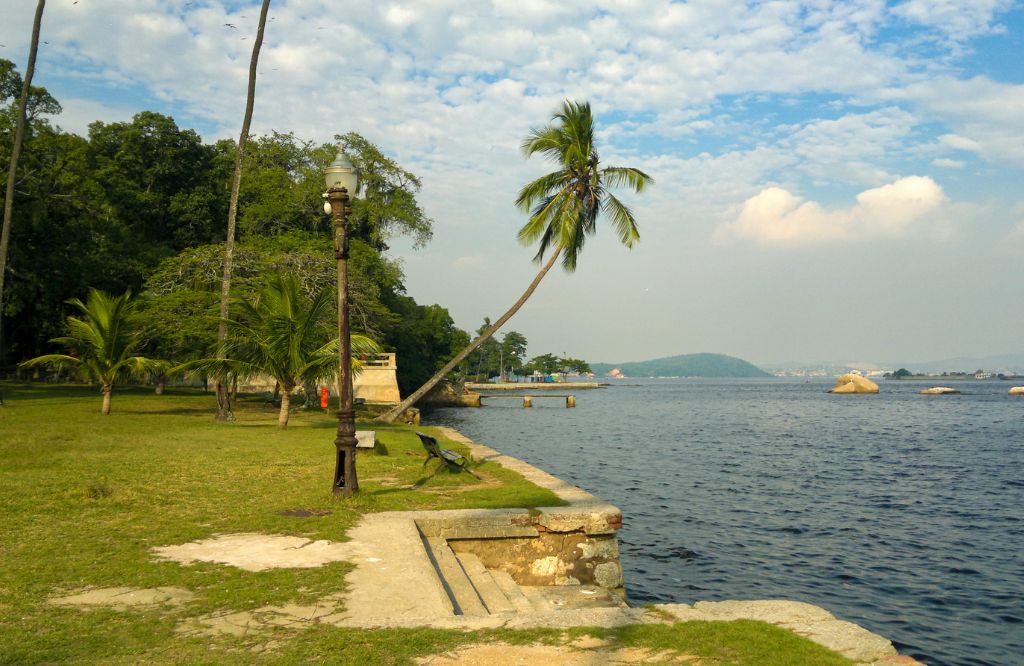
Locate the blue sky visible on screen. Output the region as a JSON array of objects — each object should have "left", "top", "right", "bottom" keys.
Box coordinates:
[{"left": 3, "top": 0, "right": 1023, "bottom": 366}]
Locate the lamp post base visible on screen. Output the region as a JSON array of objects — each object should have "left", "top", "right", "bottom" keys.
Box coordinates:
[{"left": 332, "top": 407, "right": 359, "bottom": 495}]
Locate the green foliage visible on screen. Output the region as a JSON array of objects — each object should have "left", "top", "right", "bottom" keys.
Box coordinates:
[
  {"left": 893, "top": 368, "right": 912, "bottom": 378},
  {"left": 381, "top": 295, "right": 470, "bottom": 395},
  {"left": 174, "top": 274, "right": 380, "bottom": 427},
  {"left": 2, "top": 68, "right": 458, "bottom": 385},
  {"left": 18, "top": 289, "right": 160, "bottom": 411},
  {"left": 560, "top": 357, "right": 592, "bottom": 374},
  {"left": 0, "top": 57, "right": 60, "bottom": 122},
  {"left": 500, "top": 331, "right": 529, "bottom": 377},
  {"left": 465, "top": 317, "right": 502, "bottom": 380},
  {"left": 525, "top": 353, "right": 561, "bottom": 375},
  {"left": 515, "top": 99, "right": 652, "bottom": 271},
  {"left": 87, "top": 111, "right": 228, "bottom": 251},
  {"left": 339, "top": 131, "right": 433, "bottom": 249},
  {"left": 233, "top": 132, "right": 331, "bottom": 237}
]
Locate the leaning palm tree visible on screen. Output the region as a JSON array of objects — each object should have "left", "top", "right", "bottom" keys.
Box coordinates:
[
  {"left": 179, "top": 274, "right": 379, "bottom": 429},
  {"left": 19, "top": 289, "right": 161, "bottom": 415},
  {"left": 377, "top": 100, "right": 652, "bottom": 423}
]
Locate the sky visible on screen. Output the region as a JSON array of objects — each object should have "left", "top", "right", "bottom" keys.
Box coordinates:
[{"left": 2, "top": 0, "right": 1023, "bottom": 366}]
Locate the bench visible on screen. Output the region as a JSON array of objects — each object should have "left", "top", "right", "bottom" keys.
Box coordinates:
[{"left": 416, "top": 432, "right": 481, "bottom": 479}]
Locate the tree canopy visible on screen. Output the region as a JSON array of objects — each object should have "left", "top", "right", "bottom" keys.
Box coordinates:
[{"left": 1, "top": 59, "right": 468, "bottom": 393}]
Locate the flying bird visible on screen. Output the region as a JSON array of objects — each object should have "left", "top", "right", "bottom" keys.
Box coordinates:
[{"left": 224, "top": 23, "right": 236, "bottom": 28}]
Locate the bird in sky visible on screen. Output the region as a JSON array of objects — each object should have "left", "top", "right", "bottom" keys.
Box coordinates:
[{"left": 224, "top": 23, "right": 236, "bottom": 28}]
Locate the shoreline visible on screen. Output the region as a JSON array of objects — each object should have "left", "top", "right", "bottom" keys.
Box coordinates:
[{"left": 429, "top": 423, "right": 920, "bottom": 665}]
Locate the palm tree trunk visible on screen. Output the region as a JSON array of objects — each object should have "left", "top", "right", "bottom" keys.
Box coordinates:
[
  {"left": 101, "top": 384, "right": 112, "bottom": 415},
  {"left": 0, "top": 0, "right": 45, "bottom": 366},
  {"left": 215, "top": 0, "right": 271, "bottom": 421},
  {"left": 375, "top": 249, "right": 561, "bottom": 424},
  {"left": 278, "top": 388, "right": 291, "bottom": 429}
]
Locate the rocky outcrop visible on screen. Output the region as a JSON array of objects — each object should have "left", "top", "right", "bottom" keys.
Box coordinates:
[
  {"left": 1010, "top": 386, "right": 1024, "bottom": 396},
  {"left": 829, "top": 374, "right": 879, "bottom": 394},
  {"left": 920, "top": 386, "right": 961, "bottom": 395},
  {"left": 419, "top": 380, "right": 480, "bottom": 407}
]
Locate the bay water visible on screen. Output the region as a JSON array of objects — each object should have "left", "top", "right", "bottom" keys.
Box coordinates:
[{"left": 426, "top": 378, "right": 1023, "bottom": 666}]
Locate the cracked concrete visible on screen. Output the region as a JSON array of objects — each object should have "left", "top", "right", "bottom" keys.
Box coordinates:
[
  {"left": 152, "top": 533, "right": 354, "bottom": 571},
  {"left": 49, "top": 586, "right": 194, "bottom": 610}
]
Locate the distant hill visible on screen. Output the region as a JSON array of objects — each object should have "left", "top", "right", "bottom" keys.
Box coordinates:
[{"left": 591, "top": 353, "right": 772, "bottom": 378}]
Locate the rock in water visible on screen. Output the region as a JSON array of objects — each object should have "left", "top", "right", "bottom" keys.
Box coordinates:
[
  {"left": 920, "top": 387, "right": 960, "bottom": 395},
  {"left": 1010, "top": 386, "right": 1024, "bottom": 396},
  {"left": 829, "top": 373, "right": 879, "bottom": 394}
]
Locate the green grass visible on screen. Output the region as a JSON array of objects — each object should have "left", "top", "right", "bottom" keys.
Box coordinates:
[{"left": 0, "top": 383, "right": 852, "bottom": 665}]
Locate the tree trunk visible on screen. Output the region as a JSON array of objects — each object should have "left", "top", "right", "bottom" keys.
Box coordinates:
[
  {"left": 278, "top": 387, "right": 291, "bottom": 429},
  {"left": 215, "top": 0, "right": 271, "bottom": 421},
  {"left": 0, "top": 0, "right": 45, "bottom": 366},
  {"left": 375, "top": 249, "right": 561, "bottom": 424},
  {"left": 155, "top": 380, "right": 164, "bottom": 395},
  {"left": 101, "top": 384, "right": 112, "bottom": 415}
]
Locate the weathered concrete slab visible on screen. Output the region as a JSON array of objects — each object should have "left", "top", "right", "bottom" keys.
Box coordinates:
[
  {"left": 50, "top": 586, "right": 194, "bottom": 610},
  {"left": 153, "top": 533, "right": 353, "bottom": 571}
]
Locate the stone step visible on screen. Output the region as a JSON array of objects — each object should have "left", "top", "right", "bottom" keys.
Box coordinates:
[
  {"left": 454, "top": 552, "right": 517, "bottom": 615},
  {"left": 423, "top": 537, "right": 487, "bottom": 617},
  {"left": 489, "top": 569, "right": 535, "bottom": 614}
]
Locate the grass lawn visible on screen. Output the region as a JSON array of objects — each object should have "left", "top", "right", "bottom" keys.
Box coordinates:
[{"left": 0, "top": 383, "right": 852, "bottom": 665}]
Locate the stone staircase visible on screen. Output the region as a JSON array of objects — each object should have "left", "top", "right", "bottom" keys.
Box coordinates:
[{"left": 422, "top": 534, "right": 628, "bottom": 619}]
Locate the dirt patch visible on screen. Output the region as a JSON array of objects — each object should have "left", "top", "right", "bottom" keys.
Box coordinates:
[
  {"left": 50, "top": 586, "right": 194, "bottom": 610},
  {"left": 415, "top": 642, "right": 694, "bottom": 665},
  {"left": 153, "top": 533, "right": 354, "bottom": 571}
]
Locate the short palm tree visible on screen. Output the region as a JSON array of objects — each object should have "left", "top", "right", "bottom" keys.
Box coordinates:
[
  {"left": 178, "top": 274, "right": 379, "bottom": 429},
  {"left": 19, "top": 289, "right": 161, "bottom": 415},
  {"left": 377, "top": 99, "right": 652, "bottom": 423}
]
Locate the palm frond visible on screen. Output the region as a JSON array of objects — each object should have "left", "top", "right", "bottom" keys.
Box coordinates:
[
  {"left": 602, "top": 166, "right": 654, "bottom": 192},
  {"left": 18, "top": 354, "right": 82, "bottom": 370},
  {"left": 602, "top": 192, "right": 641, "bottom": 248}
]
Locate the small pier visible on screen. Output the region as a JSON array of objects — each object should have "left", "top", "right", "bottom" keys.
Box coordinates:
[{"left": 474, "top": 394, "right": 576, "bottom": 408}]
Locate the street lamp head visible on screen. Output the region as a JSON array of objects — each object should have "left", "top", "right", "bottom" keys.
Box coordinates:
[{"left": 325, "top": 149, "right": 359, "bottom": 194}]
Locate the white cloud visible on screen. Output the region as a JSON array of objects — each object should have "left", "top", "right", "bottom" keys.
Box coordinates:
[
  {"left": 891, "top": 0, "right": 1013, "bottom": 40},
  {"left": 882, "top": 77, "right": 1024, "bottom": 165},
  {"left": 931, "top": 157, "right": 965, "bottom": 168},
  {"left": 715, "top": 176, "right": 948, "bottom": 245}
]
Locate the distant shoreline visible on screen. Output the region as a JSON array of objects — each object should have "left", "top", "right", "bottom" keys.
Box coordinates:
[{"left": 888, "top": 375, "right": 1023, "bottom": 381}]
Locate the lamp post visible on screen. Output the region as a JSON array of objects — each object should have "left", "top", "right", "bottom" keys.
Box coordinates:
[{"left": 324, "top": 149, "right": 360, "bottom": 496}]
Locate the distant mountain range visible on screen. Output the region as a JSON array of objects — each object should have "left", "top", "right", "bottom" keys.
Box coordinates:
[{"left": 591, "top": 353, "right": 771, "bottom": 378}]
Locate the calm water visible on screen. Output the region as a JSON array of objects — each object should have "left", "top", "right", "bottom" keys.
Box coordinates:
[{"left": 427, "top": 378, "right": 1024, "bottom": 666}]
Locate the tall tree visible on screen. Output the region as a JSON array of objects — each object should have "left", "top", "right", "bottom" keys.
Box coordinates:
[
  {"left": 1, "top": 0, "right": 46, "bottom": 365},
  {"left": 216, "top": 0, "right": 272, "bottom": 421},
  {"left": 19, "top": 289, "right": 160, "bottom": 415},
  {"left": 500, "top": 331, "right": 528, "bottom": 379},
  {"left": 376, "top": 100, "right": 652, "bottom": 422}
]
